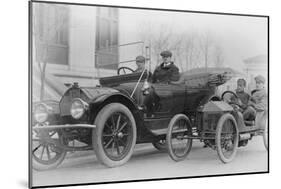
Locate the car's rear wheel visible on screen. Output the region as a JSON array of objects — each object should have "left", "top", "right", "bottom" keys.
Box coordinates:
[
  {"left": 93, "top": 103, "right": 136, "bottom": 167},
  {"left": 32, "top": 130, "right": 67, "bottom": 171},
  {"left": 167, "top": 114, "right": 193, "bottom": 162},
  {"left": 216, "top": 113, "right": 239, "bottom": 163}
]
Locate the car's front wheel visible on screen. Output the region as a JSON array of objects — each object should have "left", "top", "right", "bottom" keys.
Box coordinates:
[
  {"left": 32, "top": 130, "right": 67, "bottom": 171},
  {"left": 92, "top": 103, "right": 137, "bottom": 167},
  {"left": 216, "top": 113, "right": 239, "bottom": 163}
]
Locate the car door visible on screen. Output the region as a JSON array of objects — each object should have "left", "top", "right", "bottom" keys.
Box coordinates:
[
  {"left": 152, "top": 83, "right": 186, "bottom": 117},
  {"left": 143, "top": 83, "right": 186, "bottom": 135}
]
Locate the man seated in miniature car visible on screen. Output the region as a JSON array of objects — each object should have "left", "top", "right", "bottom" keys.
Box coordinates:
[
  {"left": 152, "top": 50, "right": 180, "bottom": 83},
  {"left": 134, "top": 55, "right": 146, "bottom": 72},
  {"left": 231, "top": 78, "right": 251, "bottom": 111},
  {"left": 243, "top": 75, "right": 267, "bottom": 121}
]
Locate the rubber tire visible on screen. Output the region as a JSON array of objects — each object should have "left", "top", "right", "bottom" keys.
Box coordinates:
[
  {"left": 32, "top": 132, "right": 67, "bottom": 171},
  {"left": 152, "top": 139, "right": 167, "bottom": 152},
  {"left": 216, "top": 113, "right": 239, "bottom": 163},
  {"left": 263, "top": 118, "right": 268, "bottom": 150},
  {"left": 166, "top": 114, "right": 193, "bottom": 162},
  {"left": 92, "top": 103, "right": 137, "bottom": 168}
]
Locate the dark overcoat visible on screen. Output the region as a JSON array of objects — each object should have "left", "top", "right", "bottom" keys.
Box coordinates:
[{"left": 152, "top": 62, "right": 180, "bottom": 83}]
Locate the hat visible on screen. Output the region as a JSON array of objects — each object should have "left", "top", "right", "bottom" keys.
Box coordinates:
[
  {"left": 254, "top": 75, "right": 266, "bottom": 84},
  {"left": 160, "top": 50, "right": 172, "bottom": 57},
  {"left": 136, "top": 55, "right": 145, "bottom": 63},
  {"left": 237, "top": 78, "right": 246, "bottom": 86}
]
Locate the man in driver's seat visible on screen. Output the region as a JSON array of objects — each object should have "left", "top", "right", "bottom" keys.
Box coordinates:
[
  {"left": 134, "top": 55, "right": 146, "bottom": 72},
  {"left": 152, "top": 50, "right": 180, "bottom": 83},
  {"left": 232, "top": 78, "right": 250, "bottom": 111}
]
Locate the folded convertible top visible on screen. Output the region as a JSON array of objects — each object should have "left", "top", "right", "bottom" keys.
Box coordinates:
[{"left": 177, "top": 67, "right": 234, "bottom": 87}]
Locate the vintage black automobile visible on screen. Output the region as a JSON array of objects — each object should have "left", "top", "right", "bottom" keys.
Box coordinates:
[{"left": 32, "top": 64, "right": 268, "bottom": 170}]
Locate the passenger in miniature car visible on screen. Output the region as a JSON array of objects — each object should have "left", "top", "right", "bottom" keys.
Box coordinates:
[
  {"left": 135, "top": 55, "right": 146, "bottom": 72},
  {"left": 152, "top": 50, "right": 180, "bottom": 83},
  {"left": 243, "top": 75, "right": 267, "bottom": 121},
  {"left": 232, "top": 78, "right": 250, "bottom": 111}
]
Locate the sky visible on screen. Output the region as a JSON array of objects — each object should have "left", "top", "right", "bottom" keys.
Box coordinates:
[{"left": 119, "top": 8, "right": 268, "bottom": 71}]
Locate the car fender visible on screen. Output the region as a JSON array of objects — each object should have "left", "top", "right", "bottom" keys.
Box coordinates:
[
  {"left": 197, "top": 94, "right": 221, "bottom": 109},
  {"left": 89, "top": 92, "right": 141, "bottom": 123}
]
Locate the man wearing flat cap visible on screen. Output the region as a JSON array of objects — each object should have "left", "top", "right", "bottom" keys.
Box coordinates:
[
  {"left": 135, "top": 55, "right": 146, "bottom": 72},
  {"left": 243, "top": 75, "right": 267, "bottom": 121},
  {"left": 152, "top": 50, "right": 180, "bottom": 83}
]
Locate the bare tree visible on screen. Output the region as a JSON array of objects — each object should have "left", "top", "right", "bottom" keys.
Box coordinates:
[
  {"left": 213, "top": 45, "right": 224, "bottom": 67},
  {"left": 164, "top": 34, "right": 186, "bottom": 71},
  {"left": 199, "top": 31, "right": 214, "bottom": 68},
  {"left": 138, "top": 23, "right": 175, "bottom": 70},
  {"left": 181, "top": 32, "right": 200, "bottom": 71},
  {"left": 33, "top": 4, "right": 67, "bottom": 100},
  {"left": 138, "top": 24, "right": 225, "bottom": 71}
]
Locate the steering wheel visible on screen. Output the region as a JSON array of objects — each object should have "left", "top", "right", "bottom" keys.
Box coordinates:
[
  {"left": 221, "top": 91, "right": 240, "bottom": 106},
  {"left": 117, "top": 67, "right": 134, "bottom": 75}
]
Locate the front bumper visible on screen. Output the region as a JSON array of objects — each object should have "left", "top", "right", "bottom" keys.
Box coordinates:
[{"left": 33, "top": 124, "right": 96, "bottom": 131}]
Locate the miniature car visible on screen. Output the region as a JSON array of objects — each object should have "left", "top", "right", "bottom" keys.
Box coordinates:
[
  {"left": 166, "top": 88, "right": 268, "bottom": 163},
  {"left": 32, "top": 61, "right": 261, "bottom": 170}
]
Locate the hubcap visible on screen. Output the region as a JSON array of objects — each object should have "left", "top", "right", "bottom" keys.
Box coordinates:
[{"left": 117, "top": 132, "right": 124, "bottom": 138}]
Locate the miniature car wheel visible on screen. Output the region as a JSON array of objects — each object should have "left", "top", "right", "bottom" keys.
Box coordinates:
[
  {"left": 216, "top": 113, "right": 239, "bottom": 163},
  {"left": 93, "top": 103, "right": 137, "bottom": 167},
  {"left": 152, "top": 139, "right": 167, "bottom": 152},
  {"left": 117, "top": 67, "right": 134, "bottom": 75},
  {"left": 166, "top": 114, "right": 193, "bottom": 162},
  {"left": 32, "top": 130, "right": 67, "bottom": 171},
  {"left": 263, "top": 117, "right": 268, "bottom": 150}
]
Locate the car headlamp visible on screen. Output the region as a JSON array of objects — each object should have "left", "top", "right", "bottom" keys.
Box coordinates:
[
  {"left": 70, "top": 98, "right": 89, "bottom": 119},
  {"left": 34, "top": 103, "right": 51, "bottom": 123}
]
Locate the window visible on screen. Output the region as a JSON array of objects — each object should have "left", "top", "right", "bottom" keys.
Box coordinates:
[
  {"left": 95, "top": 7, "right": 119, "bottom": 69},
  {"left": 35, "top": 4, "right": 69, "bottom": 65}
]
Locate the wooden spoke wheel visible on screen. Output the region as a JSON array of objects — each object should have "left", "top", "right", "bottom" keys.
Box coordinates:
[
  {"left": 93, "top": 103, "right": 136, "bottom": 167},
  {"left": 166, "top": 114, "right": 193, "bottom": 162},
  {"left": 263, "top": 117, "right": 268, "bottom": 150},
  {"left": 32, "top": 130, "right": 67, "bottom": 171},
  {"left": 216, "top": 113, "right": 239, "bottom": 163}
]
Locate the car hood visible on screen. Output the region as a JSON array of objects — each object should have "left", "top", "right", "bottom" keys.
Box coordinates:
[
  {"left": 81, "top": 87, "right": 120, "bottom": 100},
  {"left": 59, "top": 86, "right": 121, "bottom": 116}
]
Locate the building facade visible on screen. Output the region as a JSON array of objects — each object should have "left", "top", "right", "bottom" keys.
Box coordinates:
[
  {"left": 32, "top": 4, "right": 143, "bottom": 101},
  {"left": 243, "top": 54, "right": 268, "bottom": 91}
]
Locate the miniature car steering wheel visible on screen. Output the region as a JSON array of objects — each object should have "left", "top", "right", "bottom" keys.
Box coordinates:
[
  {"left": 117, "top": 67, "right": 134, "bottom": 75},
  {"left": 221, "top": 91, "right": 239, "bottom": 105}
]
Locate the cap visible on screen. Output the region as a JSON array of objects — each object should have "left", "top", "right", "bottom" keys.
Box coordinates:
[
  {"left": 136, "top": 55, "right": 145, "bottom": 63},
  {"left": 254, "top": 75, "right": 266, "bottom": 84},
  {"left": 160, "top": 50, "right": 172, "bottom": 57},
  {"left": 237, "top": 78, "right": 246, "bottom": 86}
]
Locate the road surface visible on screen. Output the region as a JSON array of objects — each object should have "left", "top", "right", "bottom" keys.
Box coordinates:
[{"left": 32, "top": 136, "right": 268, "bottom": 187}]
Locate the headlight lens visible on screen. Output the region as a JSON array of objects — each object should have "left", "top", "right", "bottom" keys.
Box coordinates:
[
  {"left": 34, "top": 103, "right": 49, "bottom": 123},
  {"left": 70, "top": 99, "right": 88, "bottom": 119}
]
